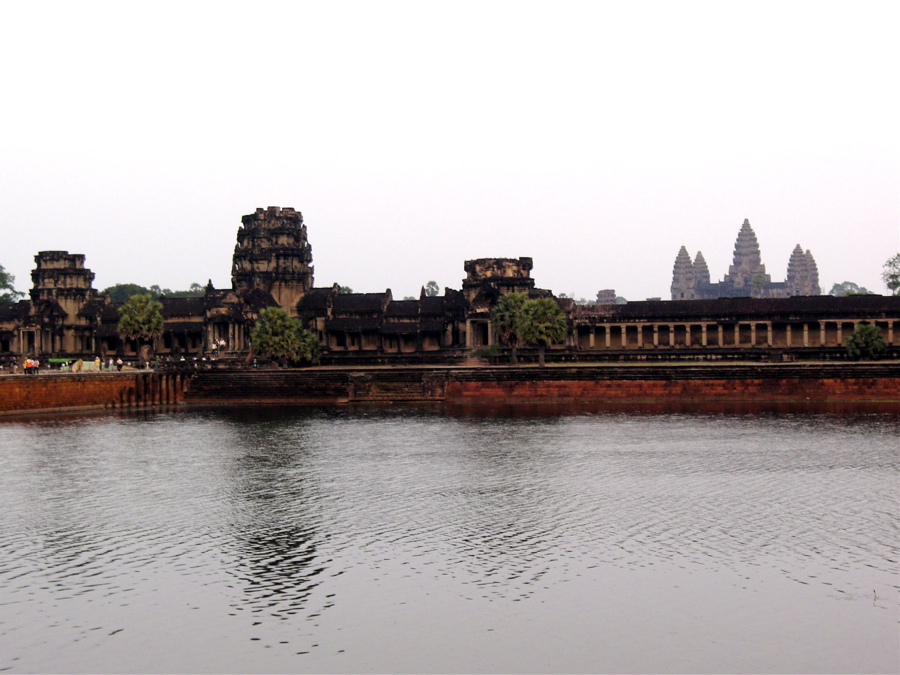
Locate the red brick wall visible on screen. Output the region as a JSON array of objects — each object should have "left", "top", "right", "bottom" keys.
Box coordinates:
[
  {"left": 0, "top": 372, "right": 186, "bottom": 414},
  {"left": 445, "top": 378, "right": 900, "bottom": 403}
]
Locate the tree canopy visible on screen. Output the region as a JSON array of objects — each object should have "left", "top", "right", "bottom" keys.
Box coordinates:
[
  {"left": 829, "top": 281, "right": 873, "bottom": 297},
  {"left": 249, "top": 306, "right": 322, "bottom": 366},
  {"left": 845, "top": 323, "right": 887, "bottom": 360},
  {"left": 0, "top": 263, "right": 23, "bottom": 304},
  {"left": 118, "top": 294, "right": 164, "bottom": 365},
  {"left": 104, "top": 282, "right": 204, "bottom": 302},
  {"left": 519, "top": 297, "right": 568, "bottom": 366},
  {"left": 883, "top": 254, "right": 900, "bottom": 296},
  {"left": 491, "top": 292, "right": 528, "bottom": 364},
  {"left": 423, "top": 281, "right": 440, "bottom": 297}
]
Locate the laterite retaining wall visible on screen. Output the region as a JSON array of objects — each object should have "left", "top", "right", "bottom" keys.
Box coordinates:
[{"left": 0, "top": 372, "right": 189, "bottom": 415}]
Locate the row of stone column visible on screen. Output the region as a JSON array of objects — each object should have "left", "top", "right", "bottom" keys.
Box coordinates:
[{"left": 580, "top": 319, "right": 897, "bottom": 349}]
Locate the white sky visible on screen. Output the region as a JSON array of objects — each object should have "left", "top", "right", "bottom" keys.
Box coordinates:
[{"left": 2, "top": 1, "right": 898, "bottom": 301}]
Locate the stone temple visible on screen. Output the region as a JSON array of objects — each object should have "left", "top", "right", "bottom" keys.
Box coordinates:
[
  {"left": 0, "top": 207, "right": 897, "bottom": 366},
  {"left": 671, "top": 219, "right": 821, "bottom": 300}
]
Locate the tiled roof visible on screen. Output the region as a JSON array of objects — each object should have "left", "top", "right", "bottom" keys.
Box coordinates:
[
  {"left": 380, "top": 322, "right": 418, "bottom": 334},
  {"left": 333, "top": 293, "right": 387, "bottom": 313},
  {"left": 240, "top": 289, "right": 279, "bottom": 312},
  {"left": 419, "top": 296, "right": 445, "bottom": 314},
  {"left": 298, "top": 288, "right": 334, "bottom": 310},
  {"left": 0, "top": 302, "right": 30, "bottom": 322},
  {"left": 161, "top": 297, "right": 206, "bottom": 317},
  {"left": 385, "top": 300, "right": 419, "bottom": 318}
]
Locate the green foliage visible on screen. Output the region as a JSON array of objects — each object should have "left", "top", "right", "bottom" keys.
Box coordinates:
[
  {"left": 250, "top": 307, "right": 322, "bottom": 366},
  {"left": 104, "top": 283, "right": 153, "bottom": 302},
  {"left": 883, "top": 254, "right": 900, "bottom": 296},
  {"left": 105, "top": 282, "right": 203, "bottom": 302},
  {"left": 118, "top": 294, "right": 164, "bottom": 365},
  {"left": 491, "top": 292, "right": 528, "bottom": 364},
  {"left": 165, "top": 282, "right": 205, "bottom": 298},
  {"left": 829, "top": 281, "right": 873, "bottom": 297},
  {"left": 751, "top": 273, "right": 768, "bottom": 297},
  {"left": 424, "top": 281, "right": 440, "bottom": 297},
  {"left": 845, "top": 323, "right": 887, "bottom": 360},
  {"left": 0, "top": 263, "right": 24, "bottom": 304},
  {"left": 519, "top": 297, "right": 568, "bottom": 366},
  {"left": 339, "top": 286, "right": 353, "bottom": 294},
  {"left": 471, "top": 345, "right": 500, "bottom": 360}
]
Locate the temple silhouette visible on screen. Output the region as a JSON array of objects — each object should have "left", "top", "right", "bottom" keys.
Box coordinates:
[
  {"left": 671, "top": 219, "right": 820, "bottom": 300},
  {"left": 0, "top": 207, "right": 896, "bottom": 365}
]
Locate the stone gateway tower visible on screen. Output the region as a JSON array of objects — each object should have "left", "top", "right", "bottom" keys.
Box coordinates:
[{"left": 231, "top": 207, "right": 314, "bottom": 315}]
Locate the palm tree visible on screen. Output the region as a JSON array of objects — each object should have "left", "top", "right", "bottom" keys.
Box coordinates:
[
  {"left": 491, "top": 292, "right": 528, "bottom": 364},
  {"left": 249, "top": 307, "right": 322, "bottom": 366},
  {"left": 520, "top": 297, "right": 568, "bottom": 367},
  {"left": 117, "top": 294, "right": 164, "bottom": 367}
]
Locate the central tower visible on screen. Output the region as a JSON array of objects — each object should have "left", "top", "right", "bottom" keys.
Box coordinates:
[{"left": 231, "top": 206, "right": 314, "bottom": 315}]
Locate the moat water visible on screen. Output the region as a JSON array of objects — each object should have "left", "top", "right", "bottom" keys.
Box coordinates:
[{"left": 0, "top": 403, "right": 897, "bottom": 674}]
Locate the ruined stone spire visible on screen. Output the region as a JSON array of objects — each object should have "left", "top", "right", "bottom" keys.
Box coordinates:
[
  {"left": 785, "top": 244, "right": 806, "bottom": 296},
  {"left": 785, "top": 244, "right": 822, "bottom": 296},
  {"left": 805, "top": 249, "right": 821, "bottom": 295},
  {"left": 692, "top": 251, "right": 710, "bottom": 285},
  {"left": 724, "top": 219, "right": 768, "bottom": 291},
  {"left": 231, "top": 206, "right": 314, "bottom": 315},
  {"left": 671, "top": 246, "right": 696, "bottom": 300}
]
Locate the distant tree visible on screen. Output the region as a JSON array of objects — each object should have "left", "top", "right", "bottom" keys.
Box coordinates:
[
  {"left": 491, "top": 292, "right": 528, "bottom": 364},
  {"left": 829, "top": 281, "right": 873, "bottom": 297},
  {"left": 423, "top": 281, "right": 440, "bottom": 297},
  {"left": 249, "top": 306, "right": 322, "bottom": 367},
  {"left": 0, "top": 263, "right": 23, "bottom": 304},
  {"left": 403, "top": 296, "right": 416, "bottom": 301},
  {"left": 106, "top": 282, "right": 205, "bottom": 301},
  {"left": 104, "top": 283, "right": 155, "bottom": 302},
  {"left": 845, "top": 323, "right": 887, "bottom": 360},
  {"left": 339, "top": 285, "right": 353, "bottom": 294},
  {"left": 166, "top": 283, "right": 205, "bottom": 298},
  {"left": 117, "top": 294, "right": 164, "bottom": 367},
  {"left": 882, "top": 254, "right": 900, "bottom": 296},
  {"left": 614, "top": 296, "right": 627, "bottom": 305},
  {"left": 751, "top": 273, "right": 768, "bottom": 298},
  {"left": 519, "top": 297, "right": 568, "bottom": 367}
]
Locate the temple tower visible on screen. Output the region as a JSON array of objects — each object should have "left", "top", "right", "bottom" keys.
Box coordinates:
[
  {"left": 30, "top": 251, "right": 99, "bottom": 318},
  {"left": 804, "top": 249, "right": 820, "bottom": 295},
  {"left": 671, "top": 246, "right": 696, "bottom": 299},
  {"left": 785, "top": 245, "right": 821, "bottom": 296},
  {"left": 462, "top": 257, "right": 535, "bottom": 304},
  {"left": 29, "top": 251, "right": 101, "bottom": 354},
  {"left": 231, "top": 207, "right": 314, "bottom": 315},
  {"left": 723, "top": 219, "right": 769, "bottom": 293},
  {"left": 692, "top": 251, "right": 710, "bottom": 285}
]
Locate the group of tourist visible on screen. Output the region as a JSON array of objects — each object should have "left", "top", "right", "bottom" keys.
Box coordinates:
[{"left": 22, "top": 357, "right": 40, "bottom": 374}]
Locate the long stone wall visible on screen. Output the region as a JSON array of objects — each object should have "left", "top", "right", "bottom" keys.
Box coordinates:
[
  {"left": 2, "top": 365, "right": 897, "bottom": 416},
  {"left": 0, "top": 372, "right": 189, "bottom": 415},
  {"left": 184, "top": 365, "right": 900, "bottom": 405}
]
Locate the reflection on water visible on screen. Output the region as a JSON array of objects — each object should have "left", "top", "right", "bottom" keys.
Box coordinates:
[{"left": 0, "top": 402, "right": 897, "bottom": 673}]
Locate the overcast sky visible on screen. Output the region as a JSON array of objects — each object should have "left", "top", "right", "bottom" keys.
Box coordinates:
[{"left": 2, "top": 2, "right": 897, "bottom": 301}]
